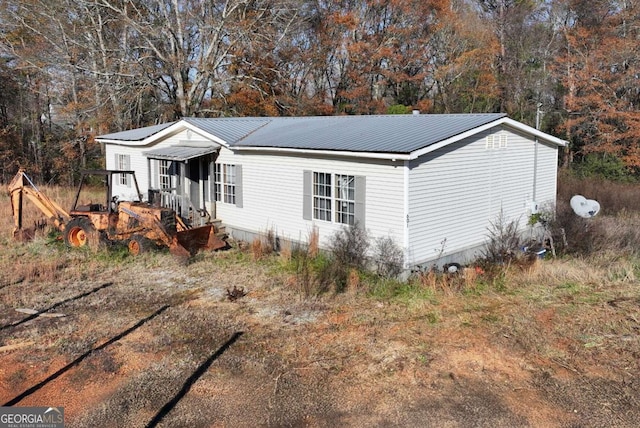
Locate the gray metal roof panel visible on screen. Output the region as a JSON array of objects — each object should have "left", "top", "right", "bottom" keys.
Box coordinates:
[
  {"left": 98, "top": 113, "right": 508, "bottom": 154},
  {"left": 232, "top": 114, "right": 507, "bottom": 153},
  {"left": 143, "top": 145, "right": 219, "bottom": 161},
  {"left": 97, "top": 121, "right": 177, "bottom": 141},
  {"left": 182, "top": 117, "right": 271, "bottom": 144}
]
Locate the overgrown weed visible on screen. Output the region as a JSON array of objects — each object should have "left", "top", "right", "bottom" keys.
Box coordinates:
[
  {"left": 368, "top": 277, "right": 436, "bottom": 304},
  {"left": 558, "top": 170, "right": 640, "bottom": 214}
]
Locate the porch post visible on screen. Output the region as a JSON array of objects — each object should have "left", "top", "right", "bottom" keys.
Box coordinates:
[{"left": 180, "top": 162, "right": 187, "bottom": 218}]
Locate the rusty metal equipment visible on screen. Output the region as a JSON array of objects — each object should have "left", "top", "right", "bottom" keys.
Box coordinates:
[{"left": 8, "top": 168, "right": 227, "bottom": 256}]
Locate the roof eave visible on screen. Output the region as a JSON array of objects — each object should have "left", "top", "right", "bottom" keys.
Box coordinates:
[
  {"left": 408, "top": 117, "right": 568, "bottom": 160},
  {"left": 232, "top": 145, "right": 411, "bottom": 160},
  {"left": 501, "top": 117, "right": 568, "bottom": 146},
  {"left": 96, "top": 119, "right": 230, "bottom": 147}
]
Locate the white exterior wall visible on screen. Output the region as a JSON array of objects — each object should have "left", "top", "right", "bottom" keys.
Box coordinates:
[
  {"left": 104, "top": 143, "right": 149, "bottom": 201},
  {"left": 533, "top": 140, "right": 560, "bottom": 210},
  {"left": 104, "top": 129, "right": 211, "bottom": 202},
  {"left": 407, "top": 126, "right": 558, "bottom": 266},
  {"left": 215, "top": 147, "right": 406, "bottom": 250}
]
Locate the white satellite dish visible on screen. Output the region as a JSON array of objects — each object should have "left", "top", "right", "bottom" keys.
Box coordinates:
[{"left": 570, "top": 195, "right": 601, "bottom": 218}]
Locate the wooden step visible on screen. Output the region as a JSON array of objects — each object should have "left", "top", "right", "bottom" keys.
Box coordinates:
[{"left": 210, "top": 218, "right": 226, "bottom": 235}]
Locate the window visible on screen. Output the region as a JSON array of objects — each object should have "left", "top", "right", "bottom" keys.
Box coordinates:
[
  {"left": 116, "top": 154, "right": 130, "bottom": 186},
  {"left": 313, "top": 172, "right": 332, "bottom": 221},
  {"left": 335, "top": 174, "right": 355, "bottom": 225},
  {"left": 159, "top": 160, "right": 171, "bottom": 189},
  {"left": 214, "top": 163, "right": 238, "bottom": 205},
  {"left": 309, "top": 172, "right": 357, "bottom": 225}
]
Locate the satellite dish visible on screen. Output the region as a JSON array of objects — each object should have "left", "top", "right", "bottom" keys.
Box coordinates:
[{"left": 570, "top": 195, "right": 601, "bottom": 218}]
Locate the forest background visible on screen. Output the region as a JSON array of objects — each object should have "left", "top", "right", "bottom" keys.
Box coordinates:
[{"left": 0, "top": 0, "right": 639, "bottom": 186}]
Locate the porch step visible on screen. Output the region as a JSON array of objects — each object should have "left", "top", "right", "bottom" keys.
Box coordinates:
[{"left": 209, "top": 218, "right": 226, "bottom": 236}]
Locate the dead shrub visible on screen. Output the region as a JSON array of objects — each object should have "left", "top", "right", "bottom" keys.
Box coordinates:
[
  {"left": 372, "top": 236, "right": 404, "bottom": 278},
  {"left": 462, "top": 266, "right": 480, "bottom": 290},
  {"left": 346, "top": 268, "right": 361, "bottom": 293},
  {"left": 307, "top": 226, "right": 319, "bottom": 258},
  {"left": 417, "top": 268, "right": 438, "bottom": 290},
  {"left": 596, "top": 213, "right": 640, "bottom": 255},
  {"left": 226, "top": 285, "right": 247, "bottom": 301},
  {"left": 415, "top": 266, "right": 477, "bottom": 295},
  {"left": 327, "top": 222, "right": 369, "bottom": 292},
  {"left": 251, "top": 228, "right": 277, "bottom": 260},
  {"left": 482, "top": 211, "right": 523, "bottom": 264},
  {"left": 278, "top": 237, "right": 292, "bottom": 263},
  {"left": 546, "top": 202, "right": 606, "bottom": 256},
  {"left": 251, "top": 237, "right": 264, "bottom": 260}
]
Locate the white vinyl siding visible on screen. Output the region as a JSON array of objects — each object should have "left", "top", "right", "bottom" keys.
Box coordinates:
[
  {"left": 533, "top": 140, "right": 559, "bottom": 207},
  {"left": 215, "top": 148, "right": 404, "bottom": 251},
  {"left": 407, "top": 127, "right": 557, "bottom": 266},
  {"left": 106, "top": 149, "right": 140, "bottom": 200}
]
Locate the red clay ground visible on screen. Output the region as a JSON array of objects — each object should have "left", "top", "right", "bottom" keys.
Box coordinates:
[{"left": 1, "top": 248, "right": 639, "bottom": 427}]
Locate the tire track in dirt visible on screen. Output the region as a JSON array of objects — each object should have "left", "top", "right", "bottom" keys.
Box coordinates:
[
  {"left": 3, "top": 304, "right": 170, "bottom": 406},
  {"left": 0, "top": 282, "right": 114, "bottom": 331},
  {"left": 145, "top": 331, "right": 244, "bottom": 428}
]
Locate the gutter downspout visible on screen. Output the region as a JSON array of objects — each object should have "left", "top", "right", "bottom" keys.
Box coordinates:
[
  {"left": 404, "top": 160, "right": 411, "bottom": 270},
  {"left": 533, "top": 104, "right": 541, "bottom": 204}
]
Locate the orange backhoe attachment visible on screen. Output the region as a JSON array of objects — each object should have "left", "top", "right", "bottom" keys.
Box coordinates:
[
  {"left": 8, "top": 169, "right": 70, "bottom": 240},
  {"left": 176, "top": 224, "right": 227, "bottom": 256}
]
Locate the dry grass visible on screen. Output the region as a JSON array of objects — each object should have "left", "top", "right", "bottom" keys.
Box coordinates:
[
  {"left": 1, "top": 236, "right": 640, "bottom": 426},
  {"left": 250, "top": 236, "right": 265, "bottom": 260},
  {"left": 1, "top": 175, "right": 640, "bottom": 426},
  {"left": 1, "top": 180, "right": 104, "bottom": 243},
  {"left": 278, "top": 237, "right": 292, "bottom": 263},
  {"left": 558, "top": 171, "right": 640, "bottom": 215},
  {"left": 251, "top": 228, "right": 278, "bottom": 261},
  {"left": 307, "top": 226, "right": 319, "bottom": 258}
]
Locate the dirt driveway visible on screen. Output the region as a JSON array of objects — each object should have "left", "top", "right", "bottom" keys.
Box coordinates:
[{"left": 1, "top": 249, "right": 639, "bottom": 427}]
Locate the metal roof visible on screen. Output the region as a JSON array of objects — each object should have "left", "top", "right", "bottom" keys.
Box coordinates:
[
  {"left": 143, "top": 144, "right": 219, "bottom": 161},
  {"left": 232, "top": 114, "right": 507, "bottom": 153},
  {"left": 182, "top": 117, "right": 271, "bottom": 144},
  {"left": 97, "top": 113, "right": 524, "bottom": 154},
  {"left": 98, "top": 121, "right": 177, "bottom": 141}
]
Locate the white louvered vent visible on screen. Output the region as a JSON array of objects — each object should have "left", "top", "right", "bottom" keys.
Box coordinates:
[{"left": 485, "top": 134, "right": 508, "bottom": 150}]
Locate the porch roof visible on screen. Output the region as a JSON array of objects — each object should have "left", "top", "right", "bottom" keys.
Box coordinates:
[{"left": 143, "top": 144, "right": 219, "bottom": 161}]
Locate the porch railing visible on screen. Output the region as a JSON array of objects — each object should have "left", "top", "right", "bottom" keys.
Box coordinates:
[{"left": 149, "top": 189, "right": 210, "bottom": 227}]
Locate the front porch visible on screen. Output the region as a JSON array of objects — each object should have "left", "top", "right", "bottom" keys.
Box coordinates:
[{"left": 144, "top": 143, "right": 219, "bottom": 228}]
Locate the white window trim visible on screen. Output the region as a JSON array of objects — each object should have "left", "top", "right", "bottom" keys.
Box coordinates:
[
  {"left": 159, "top": 160, "right": 171, "bottom": 190},
  {"left": 313, "top": 172, "right": 356, "bottom": 225},
  {"left": 335, "top": 174, "right": 355, "bottom": 225},
  {"left": 313, "top": 172, "right": 332, "bottom": 222},
  {"left": 116, "top": 154, "right": 130, "bottom": 187},
  {"left": 214, "top": 163, "right": 236, "bottom": 205}
]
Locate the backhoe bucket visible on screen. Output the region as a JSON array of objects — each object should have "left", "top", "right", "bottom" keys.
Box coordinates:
[{"left": 176, "top": 224, "right": 227, "bottom": 256}]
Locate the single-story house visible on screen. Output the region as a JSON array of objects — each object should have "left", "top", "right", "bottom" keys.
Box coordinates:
[{"left": 96, "top": 113, "right": 567, "bottom": 269}]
